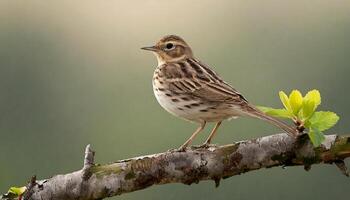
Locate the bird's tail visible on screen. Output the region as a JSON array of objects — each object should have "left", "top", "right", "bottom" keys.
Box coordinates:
[{"left": 245, "top": 106, "right": 298, "bottom": 137}]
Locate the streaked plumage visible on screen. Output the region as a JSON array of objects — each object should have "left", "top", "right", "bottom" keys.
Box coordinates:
[{"left": 142, "top": 35, "right": 297, "bottom": 150}]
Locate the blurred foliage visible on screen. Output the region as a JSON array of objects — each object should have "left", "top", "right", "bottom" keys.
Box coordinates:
[{"left": 0, "top": 1, "right": 349, "bottom": 200}]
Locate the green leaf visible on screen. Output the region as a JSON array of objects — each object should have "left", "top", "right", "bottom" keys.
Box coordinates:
[
  {"left": 279, "top": 91, "right": 292, "bottom": 112},
  {"left": 300, "top": 90, "right": 319, "bottom": 120},
  {"left": 289, "top": 90, "right": 303, "bottom": 115},
  {"left": 301, "top": 100, "right": 316, "bottom": 119},
  {"left": 257, "top": 106, "right": 293, "bottom": 118},
  {"left": 8, "top": 186, "right": 26, "bottom": 196},
  {"left": 304, "top": 89, "right": 321, "bottom": 108},
  {"left": 308, "top": 128, "right": 325, "bottom": 147},
  {"left": 308, "top": 111, "right": 340, "bottom": 131},
  {"left": 301, "top": 90, "right": 321, "bottom": 119}
]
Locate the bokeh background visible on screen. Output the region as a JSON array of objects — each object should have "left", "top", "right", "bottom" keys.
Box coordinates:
[{"left": 1, "top": 0, "right": 349, "bottom": 199}]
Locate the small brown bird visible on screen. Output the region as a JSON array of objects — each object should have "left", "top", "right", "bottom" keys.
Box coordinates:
[{"left": 142, "top": 35, "right": 297, "bottom": 150}]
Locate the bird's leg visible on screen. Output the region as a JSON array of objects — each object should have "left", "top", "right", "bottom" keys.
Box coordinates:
[
  {"left": 178, "top": 121, "right": 206, "bottom": 151},
  {"left": 201, "top": 121, "right": 222, "bottom": 148}
]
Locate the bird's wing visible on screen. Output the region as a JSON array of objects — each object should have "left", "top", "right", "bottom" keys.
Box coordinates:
[{"left": 163, "top": 60, "right": 249, "bottom": 104}]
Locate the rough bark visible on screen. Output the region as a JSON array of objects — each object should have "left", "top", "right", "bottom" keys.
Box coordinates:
[{"left": 1, "top": 133, "right": 349, "bottom": 200}]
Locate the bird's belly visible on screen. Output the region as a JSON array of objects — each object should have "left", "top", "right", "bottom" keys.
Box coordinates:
[{"left": 153, "top": 85, "right": 239, "bottom": 122}]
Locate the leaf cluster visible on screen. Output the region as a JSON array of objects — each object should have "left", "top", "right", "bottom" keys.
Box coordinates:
[{"left": 258, "top": 90, "right": 339, "bottom": 146}]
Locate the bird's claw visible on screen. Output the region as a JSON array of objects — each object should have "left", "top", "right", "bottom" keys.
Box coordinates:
[
  {"left": 193, "top": 143, "right": 217, "bottom": 149},
  {"left": 199, "top": 143, "right": 210, "bottom": 148},
  {"left": 167, "top": 146, "right": 187, "bottom": 152}
]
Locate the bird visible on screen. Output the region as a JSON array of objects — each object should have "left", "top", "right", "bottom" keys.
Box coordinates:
[{"left": 141, "top": 35, "right": 297, "bottom": 151}]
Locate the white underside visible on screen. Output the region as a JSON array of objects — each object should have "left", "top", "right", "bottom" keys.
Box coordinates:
[{"left": 153, "top": 80, "right": 244, "bottom": 123}]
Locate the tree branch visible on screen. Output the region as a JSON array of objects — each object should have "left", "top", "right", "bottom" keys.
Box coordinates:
[{"left": 1, "top": 133, "right": 349, "bottom": 200}]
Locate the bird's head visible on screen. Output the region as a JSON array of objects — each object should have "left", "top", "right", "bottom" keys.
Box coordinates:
[{"left": 141, "top": 35, "right": 193, "bottom": 65}]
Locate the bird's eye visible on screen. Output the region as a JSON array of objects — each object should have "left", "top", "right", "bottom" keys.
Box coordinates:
[{"left": 165, "top": 43, "right": 174, "bottom": 50}]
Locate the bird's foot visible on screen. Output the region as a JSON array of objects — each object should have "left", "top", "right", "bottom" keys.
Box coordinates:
[
  {"left": 199, "top": 142, "right": 210, "bottom": 148},
  {"left": 167, "top": 146, "right": 187, "bottom": 152},
  {"left": 193, "top": 143, "right": 217, "bottom": 149}
]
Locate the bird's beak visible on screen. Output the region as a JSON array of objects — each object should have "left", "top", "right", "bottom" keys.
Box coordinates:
[{"left": 141, "top": 46, "right": 158, "bottom": 52}]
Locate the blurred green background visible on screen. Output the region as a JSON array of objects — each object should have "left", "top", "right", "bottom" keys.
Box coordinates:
[{"left": 1, "top": 0, "right": 349, "bottom": 199}]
